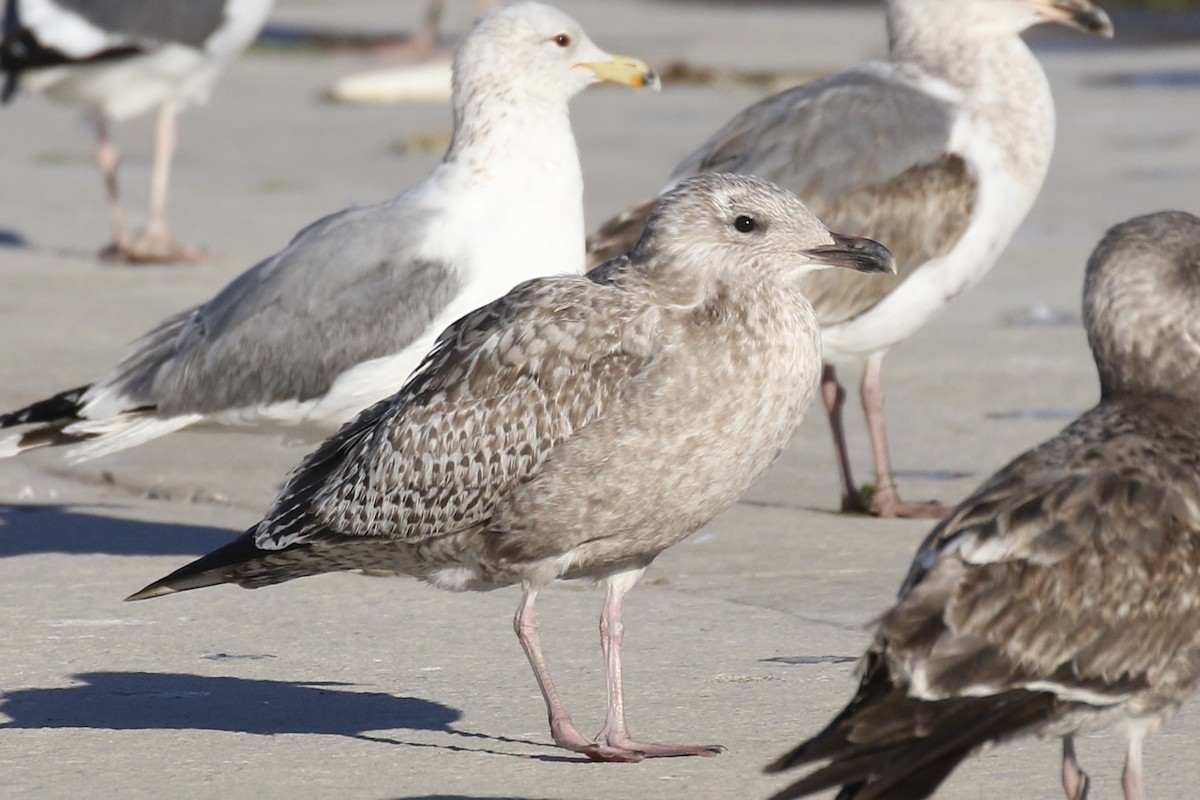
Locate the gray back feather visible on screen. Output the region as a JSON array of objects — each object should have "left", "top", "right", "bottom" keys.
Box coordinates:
[
  {"left": 668, "top": 66, "right": 955, "bottom": 205},
  {"left": 588, "top": 65, "right": 976, "bottom": 326},
  {"left": 254, "top": 275, "right": 656, "bottom": 550},
  {"left": 50, "top": 0, "right": 229, "bottom": 49},
  {"left": 96, "top": 200, "right": 462, "bottom": 415}
]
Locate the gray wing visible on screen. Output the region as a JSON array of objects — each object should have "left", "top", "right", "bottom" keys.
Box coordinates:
[
  {"left": 667, "top": 66, "right": 955, "bottom": 200},
  {"left": 41, "top": 0, "right": 229, "bottom": 50},
  {"left": 588, "top": 65, "right": 977, "bottom": 325},
  {"left": 255, "top": 271, "right": 658, "bottom": 550},
  {"left": 89, "top": 198, "right": 462, "bottom": 416},
  {"left": 882, "top": 404, "right": 1200, "bottom": 703}
]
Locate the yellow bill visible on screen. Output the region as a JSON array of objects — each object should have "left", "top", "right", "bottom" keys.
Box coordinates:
[{"left": 577, "top": 55, "right": 661, "bottom": 90}]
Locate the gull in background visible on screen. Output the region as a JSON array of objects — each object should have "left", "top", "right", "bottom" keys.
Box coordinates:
[
  {"left": 1, "top": 0, "right": 276, "bottom": 262},
  {"left": 587, "top": 0, "right": 1113, "bottom": 518},
  {"left": 767, "top": 211, "right": 1200, "bottom": 800},
  {"left": 0, "top": 1, "right": 658, "bottom": 462}
]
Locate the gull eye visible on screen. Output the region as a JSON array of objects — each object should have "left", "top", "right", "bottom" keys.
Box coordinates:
[
  {"left": 554, "top": 33, "right": 571, "bottom": 47},
  {"left": 734, "top": 215, "right": 757, "bottom": 233}
]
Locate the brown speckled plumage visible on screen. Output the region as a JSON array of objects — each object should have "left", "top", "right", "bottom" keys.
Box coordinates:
[
  {"left": 767, "top": 211, "right": 1200, "bottom": 800},
  {"left": 128, "top": 174, "right": 896, "bottom": 761}
]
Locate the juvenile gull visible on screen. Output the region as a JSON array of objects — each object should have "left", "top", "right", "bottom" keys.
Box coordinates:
[
  {"left": 587, "top": 0, "right": 1113, "bottom": 518},
  {"left": 0, "top": 0, "right": 275, "bottom": 262},
  {"left": 765, "top": 211, "right": 1200, "bottom": 800},
  {"left": 0, "top": 2, "right": 658, "bottom": 461},
  {"left": 127, "top": 174, "right": 897, "bottom": 762}
]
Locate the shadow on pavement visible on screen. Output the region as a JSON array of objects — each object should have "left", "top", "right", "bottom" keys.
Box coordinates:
[
  {"left": 0, "top": 671, "right": 578, "bottom": 761},
  {"left": 0, "top": 503, "right": 237, "bottom": 558},
  {"left": 0, "top": 671, "right": 458, "bottom": 736}
]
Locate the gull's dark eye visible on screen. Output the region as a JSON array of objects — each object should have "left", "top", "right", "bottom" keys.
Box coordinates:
[
  {"left": 734, "top": 215, "right": 757, "bottom": 233},
  {"left": 554, "top": 33, "right": 571, "bottom": 47}
]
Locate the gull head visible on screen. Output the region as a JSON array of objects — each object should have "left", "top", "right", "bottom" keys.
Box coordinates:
[
  {"left": 452, "top": 2, "right": 659, "bottom": 108},
  {"left": 888, "top": 0, "right": 1112, "bottom": 38},
  {"left": 632, "top": 174, "right": 896, "bottom": 292},
  {"left": 1023, "top": 0, "right": 1113, "bottom": 36},
  {"left": 1084, "top": 211, "right": 1200, "bottom": 401}
]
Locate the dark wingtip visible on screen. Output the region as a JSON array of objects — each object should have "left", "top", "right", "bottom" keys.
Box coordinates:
[
  {"left": 125, "top": 583, "right": 179, "bottom": 602},
  {"left": 0, "top": 384, "right": 90, "bottom": 429},
  {"left": 125, "top": 529, "right": 264, "bottom": 601}
]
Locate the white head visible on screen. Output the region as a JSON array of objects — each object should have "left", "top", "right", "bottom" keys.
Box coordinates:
[
  {"left": 886, "top": 0, "right": 1113, "bottom": 40},
  {"left": 451, "top": 2, "right": 658, "bottom": 110}
]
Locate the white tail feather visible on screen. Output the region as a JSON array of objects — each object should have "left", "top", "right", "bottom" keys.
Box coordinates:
[
  {"left": 63, "top": 414, "right": 204, "bottom": 463},
  {"left": 0, "top": 433, "right": 28, "bottom": 459}
]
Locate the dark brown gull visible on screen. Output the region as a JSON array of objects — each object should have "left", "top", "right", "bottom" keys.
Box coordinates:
[
  {"left": 127, "top": 173, "right": 896, "bottom": 762},
  {"left": 765, "top": 211, "right": 1200, "bottom": 800},
  {"left": 0, "top": 2, "right": 658, "bottom": 462},
  {"left": 0, "top": 0, "right": 275, "bottom": 262},
  {"left": 586, "top": 0, "right": 1113, "bottom": 518}
]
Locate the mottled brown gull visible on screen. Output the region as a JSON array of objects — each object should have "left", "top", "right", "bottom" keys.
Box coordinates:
[
  {"left": 0, "top": 2, "right": 658, "bottom": 461},
  {"left": 587, "top": 0, "right": 1113, "bottom": 518},
  {"left": 127, "top": 173, "right": 896, "bottom": 762},
  {"left": 1, "top": 0, "right": 275, "bottom": 262},
  {"left": 766, "top": 211, "right": 1200, "bottom": 800}
]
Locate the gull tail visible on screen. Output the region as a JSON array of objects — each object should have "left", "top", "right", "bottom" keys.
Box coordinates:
[
  {"left": 0, "top": 385, "right": 94, "bottom": 457},
  {"left": 765, "top": 658, "right": 1063, "bottom": 800},
  {"left": 585, "top": 197, "right": 657, "bottom": 269},
  {"left": 0, "top": 384, "right": 90, "bottom": 429},
  {"left": 126, "top": 529, "right": 349, "bottom": 601}
]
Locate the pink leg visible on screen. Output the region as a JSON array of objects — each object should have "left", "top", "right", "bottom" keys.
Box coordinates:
[
  {"left": 93, "top": 118, "right": 131, "bottom": 255},
  {"left": 594, "top": 570, "right": 723, "bottom": 758},
  {"left": 860, "top": 352, "right": 948, "bottom": 518},
  {"left": 121, "top": 103, "right": 201, "bottom": 264},
  {"left": 1122, "top": 736, "right": 1146, "bottom": 800},
  {"left": 383, "top": 0, "right": 497, "bottom": 61},
  {"left": 1062, "top": 737, "right": 1091, "bottom": 800},
  {"left": 513, "top": 589, "right": 641, "bottom": 762},
  {"left": 375, "top": 0, "right": 446, "bottom": 61},
  {"left": 144, "top": 101, "right": 176, "bottom": 244},
  {"left": 821, "top": 364, "right": 867, "bottom": 513}
]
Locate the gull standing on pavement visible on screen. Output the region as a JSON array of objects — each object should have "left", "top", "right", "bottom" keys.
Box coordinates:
[
  {"left": 587, "top": 0, "right": 1114, "bottom": 517},
  {"left": 767, "top": 211, "right": 1200, "bottom": 800},
  {"left": 1, "top": 0, "right": 276, "bottom": 262},
  {"left": 128, "top": 174, "right": 897, "bottom": 762},
  {"left": 0, "top": 2, "right": 658, "bottom": 462}
]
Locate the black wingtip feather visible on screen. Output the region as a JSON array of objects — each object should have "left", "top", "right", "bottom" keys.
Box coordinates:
[
  {"left": 126, "top": 528, "right": 265, "bottom": 601},
  {"left": 0, "top": 384, "right": 91, "bottom": 428},
  {"left": 766, "top": 667, "right": 1067, "bottom": 800}
]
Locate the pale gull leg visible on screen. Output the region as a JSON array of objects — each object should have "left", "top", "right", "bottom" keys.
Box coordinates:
[
  {"left": 1062, "top": 736, "right": 1091, "bottom": 800},
  {"left": 93, "top": 118, "right": 131, "bottom": 257},
  {"left": 406, "top": 0, "right": 448, "bottom": 59},
  {"left": 595, "top": 568, "right": 724, "bottom": 759},
  {"left": 821, "top": 364, "right": 868, "bottom": 513},
  {"left": 1122, "top": 736, "right": 1146, "bottom": 800},
  {"left": 860, "top": 352, "right": 948, "bottom": 518},
  {"left": 123, "top": 102, "right": 200, "bottom": 264},
  {"left": 385, "top": 0, "right": 497, "bottom": 61},
  {"left": 513, "top": 588, "right": 641, "bottom": 762}
]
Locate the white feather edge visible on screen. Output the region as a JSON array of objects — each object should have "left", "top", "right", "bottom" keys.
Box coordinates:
[{"left": 62, "top": 414, "right": 204, "bottom": 463}]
